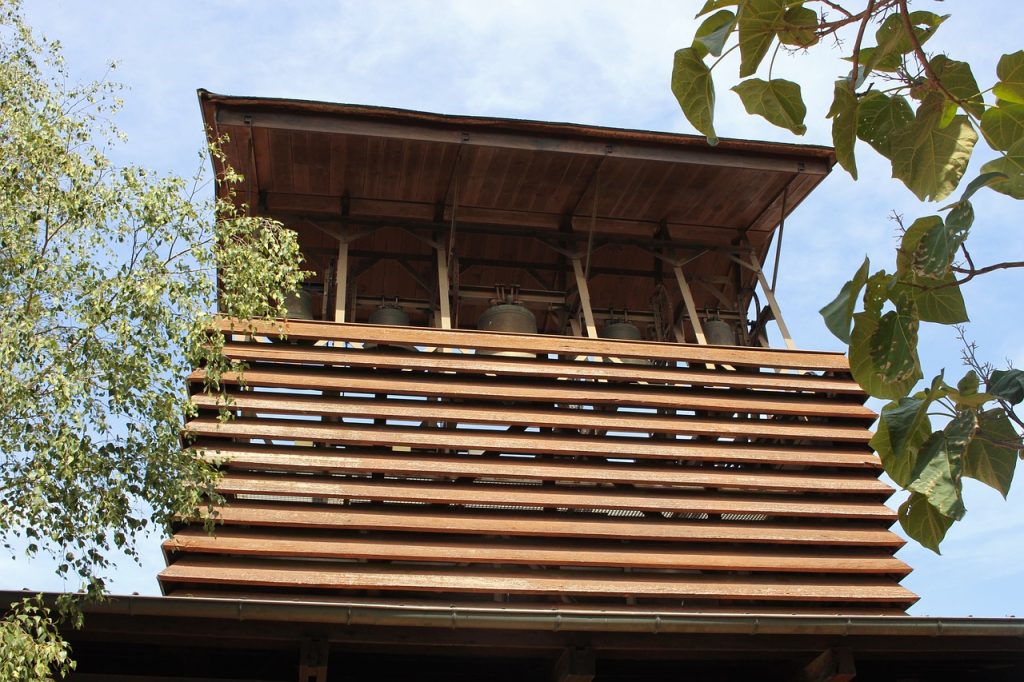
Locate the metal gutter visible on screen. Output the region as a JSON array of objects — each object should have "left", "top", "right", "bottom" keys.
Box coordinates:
[{"left": 7, "top": 591, "right": 1021, "bottom": 639}]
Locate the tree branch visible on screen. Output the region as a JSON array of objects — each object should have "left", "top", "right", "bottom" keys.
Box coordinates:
[
  {"left": 952, "top": 260, "right": 1024, "bottom": 286},
  {"left": 848, "top": 0, "right": 877, "bottom": 93},
  {"left": 897, "top": 0, "right": 973, "bottom": 116}
]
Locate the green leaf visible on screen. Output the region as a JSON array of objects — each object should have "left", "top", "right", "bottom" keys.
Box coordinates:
[
  {"left": 957, "top": 370, "right": 979, "bottom": 396},
  {"left": 693, "top": 10, "right": 737, "bottom": 58},
  {"left": 907, "top": 410, "right": 974, "bottom": 519},
  {"left": 980, "top": 101, "right": 1024, "bottom": 152},
  {"left": 993, "top": 51, "right": 1024, "bottom": 105},
  {"left": 872, "top": 394, "right": 933, "bottom": 487},
  {"left": 913, "top": 213, "right": 969, "bottom": 278},
  {"left": 909, "top": 274, "right": 968, "bottom": 324},
  {"left": 827, "top": 82, "right": 858, "bottom": 179},
  {"left": 671, "top": 48, "right": 718, "bottom": 145},
  {"left": 899, "top": 491, "right": 954, "bottom": 553},
  {"left": 949, "top": 370, "right": 993, "bottom": 408},
  {"left": 737, "top": 0, "right": 786, "bottom": 78},
  {"left": 869, "top": 298, "right": 920, "bottom": 385},
  {"left": 980, "top": 138, "right": 1024, "bottom": 199},
  {"left": 696, "top": 0, "right": 738, "bottom": 18},
  {"left": 778, "top": 5, "right": 818, "bottom": 48},
  {"left": 963, "top": 408, "right": 1020, "bottom": 498},
  {"left": 857, "top": 92, "right": 914, "bottom": 159},
  {"left": 849, "top": 307, "right": 921, "bottom": 400},
  {"left": 889, "top": 96, "right": 978, "bottom": 201},
  {"left": 929, "top": 55, "right": 984, "bottom": 119},
  {"left": 731, "top": 78, "right": 807, "bottom": 135},
  {"left": 819, "top": 256, "right": 869, "bottom": 343},
  {"left": 958, "top": 171, "right": 1010, "bottom": 203},
  {"left": 866, "top": 11, "right": 946, "bottom": 73},
  {"left": 988, "top": 369, "right": 1024, "bottom": 405}
]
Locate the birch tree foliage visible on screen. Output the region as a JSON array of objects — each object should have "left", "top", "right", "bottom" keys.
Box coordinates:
[
  {"left": 0, "top": 1, "right": 305, "bottom": 673},
  {"left": 673, "top": 0, "right": 1024, "bottom": 552}
]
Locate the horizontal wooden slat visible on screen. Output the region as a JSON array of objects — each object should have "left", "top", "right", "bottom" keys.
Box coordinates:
[
  {"left": 160, "top": 556, "right": 918, "bottom": 604},
  {"left": 193, "top": 392, "right": 871, "bottom": 442},
  {"left": 217, "top": 318, "right": 852, "bottom": 371},
  {"left": 193, "top": 367, "right": 875, "bottom": 423},
  {"left": 200, "top": 502, "right": 904, "bottom": 547},
  {"left": 219, "top": 342, "right": 865, "bottom": 395},
  {"left": 197, "top": 445, "right": 893, "bottom": 495},
  {"left": 165, "top": 527, "right": 911, "bottom": 575},
  {"left": 215, "top": 473, "right": 896, "bottom": 520},
  {"left": 187, "top": 418, "right": 882, "bottom": 469}
]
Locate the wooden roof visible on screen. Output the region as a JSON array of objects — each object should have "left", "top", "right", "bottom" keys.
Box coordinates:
[{"left": 199, "top": 91, "right": 836, "bottom": 332}]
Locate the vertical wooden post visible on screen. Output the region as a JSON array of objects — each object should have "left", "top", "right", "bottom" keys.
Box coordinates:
[
  {"left": 672, "top": 265, "right": 707, "bottom": 345},
  {"left": 749, "top": 253, "right": 796, "bottom": 350},
  {"left": 436, "top": 246, "right": 452, "bottom": 330},
  {"left": 333, "top": 238, "right": 348, "bottom": 323},
  {"left": 571, "top": 257, "right": 598, "bottom": 338}
]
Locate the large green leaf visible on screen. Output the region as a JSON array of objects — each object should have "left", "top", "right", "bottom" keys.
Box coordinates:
[
  {"left": 963, "top": 408, "right": 1020, "bottom": 498},
  {"left": 980, "top": 101, "right": 1024, "bottom": 152},
  {"left": 849, "top": 308, "right": 921, "bottom": 400},
  {"left": 907, "top": 410, "right": 974, "bottom": 519},
  {"left": 993, "top": 51, "right": 1024, "bottom": 105},
  {"left": 869, "top": 299, "right": 920, "bottom": 386},
  {"left": 737, "top": 0, "right": 786, "bottom": 77},
  {"left": 914, "top": 212, "right": 969, "bottom": 278},
  {"left": 671, "top": 48, "right": 718, "bottom": 145},
  {"left": 900, "top": 273, "right": 968, "bottom": 325},
  {"left": 865, "top": 11, "right": 946, "bottom": 73},
  {"left": 693, "top": 10, "right": 737, "bottom": 58},
  {"left": 898, "top": 492, "right": 954, "bottom": 553},
  {"left": 980, "top": 138, "right": 1024, "bottom": 199},
  {"left": 857, "top": 92, "right": 914, "bottom": 159},
  {"left": 827, "top": 82, "right": 858, "bottom": 178},
  {"left": 731, "top": 78, "right": 807, "bottom": 135},
  {"left": 929, "top": 55, "right": 984, "bottom": 119},
  {"left": 988, "top": 369, "right": 1024, "bottom": 405},
  {"left": 889, "top": 97, "right": 978, "bottom": 201},
  {"left": 819, "top": 256, "right": 868, "bottom": 343},
  {"left": 778, "top": 5, "right": 818, "bottom": 48},
  {"left": 872, "top": 395, "right": 933, "bottom": 487}
]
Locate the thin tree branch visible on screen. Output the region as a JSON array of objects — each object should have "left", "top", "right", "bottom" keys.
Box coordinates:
[
  {"left": 897, "top": 0, "right": 973, "bottom": 117},
  {"left": 848, "top": 0, "right": 877, "bottom": 94}
]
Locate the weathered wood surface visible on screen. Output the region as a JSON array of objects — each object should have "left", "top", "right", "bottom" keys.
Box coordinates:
[
  {"left": 199, "top": 501, "right": 905, "bottom": 547},
  {"left": 195, "top": 444, "right": 893, "bottom": 494},
  {"left": 215, "top": 318, "right": 852, "bottom": 370},
  {"left": 162, "top": 323, "right": 912, "bottom": 612},
  {"left": 160, "top": 557, "right": 918, "bottom": 605},
  {"left": 165, "top": 527, "right": 912, "bottom": 575}
]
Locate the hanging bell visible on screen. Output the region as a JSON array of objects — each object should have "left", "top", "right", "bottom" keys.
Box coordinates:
[
  {"left": 369, "top": 303, "right": 410, "bottom": 327},
  {"left": 478, "top": 300, "right": 537, "bottom": 358},
  {"left": 600, "top": 317, "right": 649, "bottom": 365},
  {"left": 283, "top": 287, "right": 315, "bottom": 320},
  {"left": 704, "top": 316, "right": 737, "bottom": 346}
]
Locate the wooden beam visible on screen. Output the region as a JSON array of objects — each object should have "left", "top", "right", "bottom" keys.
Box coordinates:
[
  {"left": 749, "top": 253, "right": 796, "bottom": 350},
  {"left": 673, "top": 265, "right": 707, "bottom": 346},
  {"left": 553, "top": 645, "right": 595, "bottom": 682},
  {"left": 571, "top": 258, "right": 598, "bottom": 338},
  {"left": 435, "top": 246, "right": 452, "bottom": 330},
  {"left": 794, "top": 647, "right": 856, "bottom": 682},
  {"left": 333, "top": 239, "right": 348, "bottom": 322}
]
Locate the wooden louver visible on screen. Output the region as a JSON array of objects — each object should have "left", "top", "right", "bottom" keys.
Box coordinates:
[{"left": 160, "top": 318, "right": 916, "bottom": 615}]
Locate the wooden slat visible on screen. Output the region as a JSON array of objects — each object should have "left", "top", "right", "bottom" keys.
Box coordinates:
[
  {"left": 200, "top": 502, "right": 906, "bottom": 547},
  {"left": 159, "top": 557, "right": 918, "bottom": 604},
  {"left": 219, "top": 342, "right": 865, "bottom": 395},
  {"left": 214, "top": 473, "right": 897, "bottom": 520},
  {"left": 192, "top": 392, "right": 872, "bottom": 442},
  {"left": 196, "top": 445, "right": 894, "bottom": 495},
  {"left": 216, "top": 318, "right": 852, "bottom": 371},
  {"left": 186, "top": 418, "right": 882, "bottom": 469},
  {"left": 164, "top": 527, "right": 911, "bottom": 575},
  {"left": 197, "top": 369, "right": 875, "bottom": 420}
]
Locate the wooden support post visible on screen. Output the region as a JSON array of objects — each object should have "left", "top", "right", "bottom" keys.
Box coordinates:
[
  {"left": 553, "top": 645, "right": 595, "bottom": 682},
  {"left": 672, "top": 265, "right": 707, "bottom": 345},
  {"left": 793, "top": 647, "right": 856, "bottom": 682},
  {"left": 333, "top": 239, "right": 348, "bottom": 323},
  {"left": 749, "top": 252, "right": 796, "bottom": 350},
  {"left": 571, "top": 257, "right": 598, "bottom": 338},
  {"left": 435, "top": 246, "right": 452, "bottom": 330},
  {"left": 298, "top": 639, "right": 328, "bottom": 682}
]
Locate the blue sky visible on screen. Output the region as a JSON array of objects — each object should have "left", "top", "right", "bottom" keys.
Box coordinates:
[{"left": 5, "top": 0, "right": 1023, "bottom": 616}]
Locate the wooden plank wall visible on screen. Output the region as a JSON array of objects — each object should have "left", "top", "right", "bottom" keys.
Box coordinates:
[{"left": 160, "top": 320, "right": 915, "bottom": 615}]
